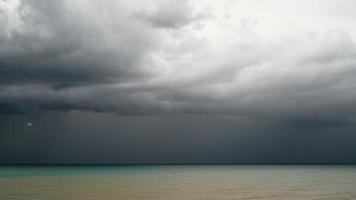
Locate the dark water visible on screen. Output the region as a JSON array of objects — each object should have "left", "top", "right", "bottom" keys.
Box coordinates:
[{"left": 1, "top": 165, "right": 356, "bottom": 199}]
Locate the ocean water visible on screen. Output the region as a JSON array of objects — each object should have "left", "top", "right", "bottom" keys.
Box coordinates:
[{"left": 0, "top": 165, "right": 356, "bottom": 200}]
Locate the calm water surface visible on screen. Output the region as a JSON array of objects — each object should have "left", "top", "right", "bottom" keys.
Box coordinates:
[{"left": 0, "top": 165, "right": 356, "bottom": 199}]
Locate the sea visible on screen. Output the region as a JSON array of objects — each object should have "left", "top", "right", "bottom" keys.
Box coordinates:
[{"left": 0, "top": 165, "right": 355, "bottom": 199}]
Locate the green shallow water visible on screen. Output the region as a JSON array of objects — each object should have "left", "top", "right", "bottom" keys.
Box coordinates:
[{"left": 1, "top": 165, "right": 356, "bottom": 200}]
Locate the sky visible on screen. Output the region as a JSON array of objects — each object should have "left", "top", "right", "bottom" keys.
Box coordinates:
[{"left": 1, "top": 0, "right": 356, "bottom": 164}]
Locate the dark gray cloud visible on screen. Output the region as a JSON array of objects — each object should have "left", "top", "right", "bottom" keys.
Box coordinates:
[
  {"left": 1, "top": 113, "right": 356, "bottom": 164},
  {"left": 1, "top": 0, "right": 355, "bottom": 120},
  {"left": 1, "top": 0, "right": 356, "bottom": 163},
  {"left": 0, "top": 0, "right": 159, "bottom": 87},
  {"left": 0, "top": 102, "right": 24, "bottom": 114}
]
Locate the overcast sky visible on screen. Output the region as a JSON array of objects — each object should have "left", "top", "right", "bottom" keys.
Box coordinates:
[{"left": 1, "top": 0, "right": 356, "bottom": 164}]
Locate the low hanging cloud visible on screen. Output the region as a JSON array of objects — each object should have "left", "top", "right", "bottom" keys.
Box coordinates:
[
  {"left": 0, "top": 0, "right": 161, "bottom": 86},
  {"left": 1, "top": 0, "right": 356, "bottom": 125}
]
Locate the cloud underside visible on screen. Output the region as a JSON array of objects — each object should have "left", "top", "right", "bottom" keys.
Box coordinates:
[{"left": 1, "top": 0, "right": 356, "bottom": 125}]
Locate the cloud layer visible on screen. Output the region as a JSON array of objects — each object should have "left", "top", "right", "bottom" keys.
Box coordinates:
[{"left": 1, "top": 0, "right": 356, "bottom": 125}]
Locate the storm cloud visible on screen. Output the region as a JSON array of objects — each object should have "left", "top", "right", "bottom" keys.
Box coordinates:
[
  {"left": 1, "top": 0, "right": 356, "bottom": 163},
  {"left": 1, "top": 0, "right": 356, "bottom": 120}
]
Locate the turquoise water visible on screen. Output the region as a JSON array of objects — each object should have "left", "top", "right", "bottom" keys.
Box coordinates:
[{"left": 1, "top": 165, "right": 356, "bottom": 199}]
